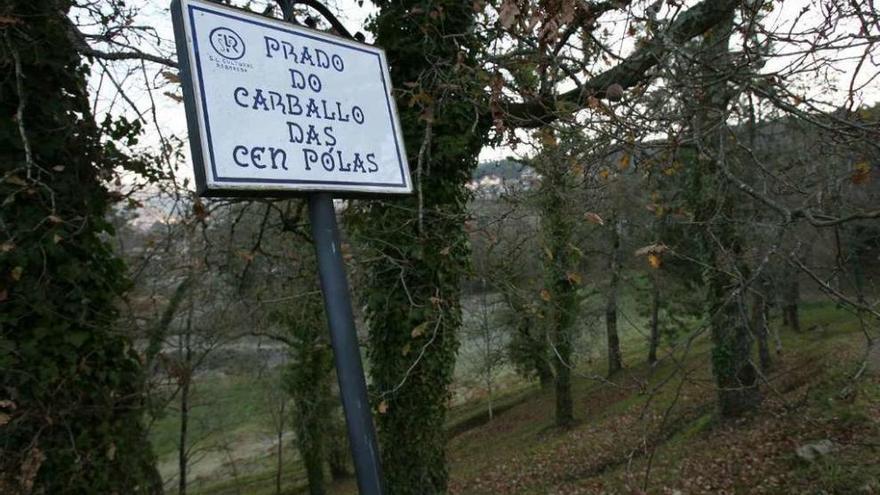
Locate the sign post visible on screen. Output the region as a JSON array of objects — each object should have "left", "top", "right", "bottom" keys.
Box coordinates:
[
  {"left": 308, "top": 192, "right": 384, "bottom": 494},
  {"left": 172, "top": 1, "right": 410, "bottom": 493}
]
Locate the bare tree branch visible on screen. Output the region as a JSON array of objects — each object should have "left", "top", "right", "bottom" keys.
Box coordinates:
[{"left": 503, "top": 0, "right": 739, "bottom": 127}]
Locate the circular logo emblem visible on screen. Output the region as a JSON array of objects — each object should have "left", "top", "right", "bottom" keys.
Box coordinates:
[{"left": 209, "top": 27, "right": 245, "bottom": 60}]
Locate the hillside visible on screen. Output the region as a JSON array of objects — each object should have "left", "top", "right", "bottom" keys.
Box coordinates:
[{"left": 182, "top": 301, "right": 879, "bottom": 494}]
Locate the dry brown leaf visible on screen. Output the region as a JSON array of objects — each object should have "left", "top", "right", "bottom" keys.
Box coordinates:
[
  {"left": 20, "top": 447, "right": 45, "bottom": 494},
  {"left": 540, "top": 288, "right": 551, "bottom": 302},
  {"left": 499, "top": 0, "right": 520, "bottom": 29},
  {"left": 634, "top": 243, "right": 669, "bottom": 256},
  {"left": 584, "top": 212, "right": 604, "bottom": 225},
  {"left": 161, "top": 70, "right": 181, "bottom": 84},
  {"left": 411, "top": 322, "right": 428, "bottom": 338},
  {"left": 852, "top": 161, "right": 872, "bottom": 185}
]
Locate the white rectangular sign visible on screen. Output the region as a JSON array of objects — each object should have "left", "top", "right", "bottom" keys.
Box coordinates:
[{"left": 171, "top": 0, "right": 412, "bottom": 196}]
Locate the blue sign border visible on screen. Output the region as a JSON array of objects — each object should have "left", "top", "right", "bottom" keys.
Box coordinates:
[{"left": 185, "top": 3, "right": 409, "bottom": 191}]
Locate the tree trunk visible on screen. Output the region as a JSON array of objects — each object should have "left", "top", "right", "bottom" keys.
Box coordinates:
[
  {"left": 752, "top": 291, "right": 772, "bottom": 372},
  {"left": 178, "top": 375, "right": 189, "bottom": 495},
  {"left": 537, "top": 360, "right": 555, "bottom": 389},
  {"left": 779, "top": 260, "right": 801, "bottom": 332},
  {"left": 554, "top": 352, "right": 574, "bottom": 427},
  {"left": 484, "top": 334, "right": 495, "bottom": 421},
  {"left": 553, "top": 280, "right": 575, "bottom": 427},
  {"left": 481, "top": 280, "right": 494, "bottom": 420},
  {"left": 606, "top": 219, "right": 624, "bottom": 376},
  {"left": 303, "top": 449, "right": 326, "bottom": 495},
  {"left": 648, "top": 275, "right": 661, "bottom": 365},
  {"left": 179, "top": 323, "right": 193, "bottom": 495},
  {"left": 511, "top": 309, "right": 553, "bottom": 387},
  {"left": 711, "top": 293, "right": 762, "bottom": 417},
  {"left": 540, "top": 148, "right": 578, "bottom": 429},
  {"left": 361, "top": 2, "right": 488, "bottom": 492},
  {"left": 693, "top": 10, "right": 762, "bottom": 418},
  {"left": 783, "top": 276, "right": 800, "bottom": 332},
  {"left": 1, "top": 2, "right": 160, "bottom": 492},
  {"left": 283, "top": 290, "right": 331, "bottom": 495},
  {"left": 551, "top": 279, "right": 575, "bottom": 428},
  {"left": 275, "top": 400, "right": 285, "bottom": 495},
  {"left": 327, "top": 437, "right": 349, "bottom": 481}
]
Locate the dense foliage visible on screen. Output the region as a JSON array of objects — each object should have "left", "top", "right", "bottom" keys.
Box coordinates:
[{"left": 0, "top": 0, "right": 159, "bottom": 492}]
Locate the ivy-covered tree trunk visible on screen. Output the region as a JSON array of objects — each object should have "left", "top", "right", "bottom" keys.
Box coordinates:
[
  {"left": 692, "top": 11, "right": 762, "bottom": 418},
  {"left": 504, "top": 294, "right": 553, "bottom": 388},
  {"left": 751, "top": 290, "right": 772, "bottom": 372},
  {"left": 282, "top": 290, "right": 334, "bottom": 495},
  {"left": 353, "top": 2, "right": 486, "bottom": 493},
  {"left": 536, "top": 144, "right": 579, "bottom": 428},
  {"left": 0, "top": 1, "right": 160, "bottom": 492}
]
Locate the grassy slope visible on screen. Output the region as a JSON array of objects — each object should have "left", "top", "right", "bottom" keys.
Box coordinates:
[
  {"left": 439, "top": 301, "right": 880, "bottom": 495},
  {"left": 167, "top": 301, "right": 879, "bottom": 494}
]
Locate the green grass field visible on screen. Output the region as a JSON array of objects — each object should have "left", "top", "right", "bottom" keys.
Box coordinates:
[{"left": 151, "top": 299, "right": 879, "bottom": 494}]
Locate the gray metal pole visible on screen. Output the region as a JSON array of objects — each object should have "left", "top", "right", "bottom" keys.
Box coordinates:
[{"left": 308, "top": 192, "right": 385, "bottom": 495}]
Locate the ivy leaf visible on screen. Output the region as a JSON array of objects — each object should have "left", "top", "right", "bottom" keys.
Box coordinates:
[{"left": 66, "top": 331, "right": 89, "bottom": 348}]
